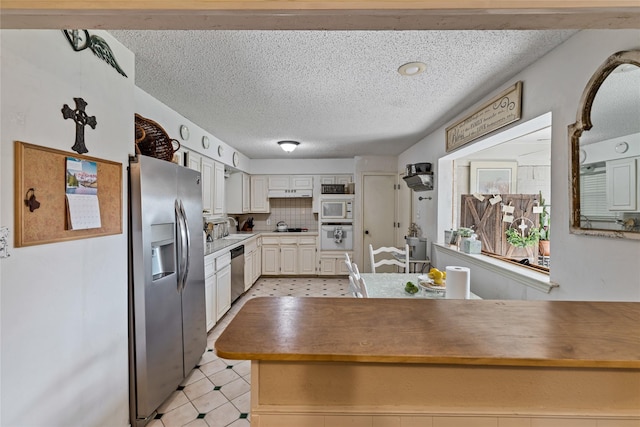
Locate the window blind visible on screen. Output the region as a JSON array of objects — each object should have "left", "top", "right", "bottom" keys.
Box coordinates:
[{"left": 580, "top": 172, "right": 617, "bottom": 221}]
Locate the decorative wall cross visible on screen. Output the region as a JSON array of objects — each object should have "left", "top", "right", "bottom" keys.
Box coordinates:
[
  {"left": 517, "top": 221, "right": 529, "bottom": 236},
  {"left": 61, "top": 97, "right": 97, "bottom": 154}
]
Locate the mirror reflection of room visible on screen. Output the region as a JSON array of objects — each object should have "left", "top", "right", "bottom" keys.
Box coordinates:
[{"left": 576, "top": 53, "right": 640, "bottom": 234}]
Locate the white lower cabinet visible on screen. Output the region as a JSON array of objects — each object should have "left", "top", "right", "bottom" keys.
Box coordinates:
[
  {"left": 318, "top": 251, "right": 352, "bottom": 276},
  {"left": 252, "top": 244, "right": 261, "bottom": 283},
  {"left": 261, "top": 244, "right": 280, "bottom": 275},
  {"left": 204, "top": 254, "right": 216, "bottom": 331},
  {"left": 244, "top": 250, "right": 253, "bottom": 291},
  {"left": 216, "top": 252, "right": 232, "bottom": 321},
  {"left": 244, "top": 236, "right": 262, "bottom": 290},
  {"left": 262, "top": 235, "right": 317, "bottom": 275},
  {"left": 280, "top": 243, "right": 298, "bottom": 275},
  {"left": 299, "top": 237, "right": 317, "bottom": 275}
]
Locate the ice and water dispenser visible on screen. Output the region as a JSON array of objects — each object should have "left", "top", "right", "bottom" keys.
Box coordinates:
[{"left": 150, "top": 223, "right": 175, "bottom": 280}]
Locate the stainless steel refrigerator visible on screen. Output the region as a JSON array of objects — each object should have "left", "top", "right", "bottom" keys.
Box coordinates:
[{"left": 128, "top": 155, "right": 206, "bottom": 427}]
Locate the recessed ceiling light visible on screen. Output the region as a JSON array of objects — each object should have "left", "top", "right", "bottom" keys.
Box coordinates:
[{"left": 398, "top": 62, "right": 426, "bottom": 76}]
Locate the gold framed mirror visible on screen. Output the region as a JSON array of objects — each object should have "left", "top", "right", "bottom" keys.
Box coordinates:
[{"left": 569, "top": 50, "right": 640, "bottom": 239}]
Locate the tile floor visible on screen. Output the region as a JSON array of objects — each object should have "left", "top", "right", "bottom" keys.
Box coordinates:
[{"left": 147, "top": 277, "right": 350, "bottom": 427}]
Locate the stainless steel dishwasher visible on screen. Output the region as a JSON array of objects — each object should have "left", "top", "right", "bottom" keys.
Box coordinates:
[{"left": 230, "top": 245, "right": 245, "bottom": 303}]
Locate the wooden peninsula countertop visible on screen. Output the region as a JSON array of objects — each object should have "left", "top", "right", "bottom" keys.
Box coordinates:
[{"left": 215, "top": 297, "right": 640, "bottom": 369}]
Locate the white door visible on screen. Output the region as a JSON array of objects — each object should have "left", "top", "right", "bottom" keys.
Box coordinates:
[
  {"left": 396, "top": 172, "right": 413, "bottom": 247},
  {"left": 362, "top": 174, "right": 397, "bottom": 273}
]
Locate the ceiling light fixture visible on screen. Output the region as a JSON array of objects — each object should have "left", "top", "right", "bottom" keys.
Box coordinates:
[
  {"left": 398, "top": 62, "right": 427, "bottom": 77},
  {"left": 278, "top": 140, "right": 300, "bottom": 153}
]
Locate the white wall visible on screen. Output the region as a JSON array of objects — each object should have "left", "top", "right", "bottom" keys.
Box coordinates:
[
  {"left": 135, "top": 88, "right": 248, "bottom": 171},
  {"left": 399, "top": 30, "right": 640, "bottom": 302},
  {"left": 1, "top": 30, "right": 133, "bottom": 426},
  {"left": 250, "top": 158, "right": 354, "bottom": 175}
]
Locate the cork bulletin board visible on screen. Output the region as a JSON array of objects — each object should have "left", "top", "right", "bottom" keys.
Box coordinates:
[{"left": 14, "top": 141, "right": 123, "bottom": 247}]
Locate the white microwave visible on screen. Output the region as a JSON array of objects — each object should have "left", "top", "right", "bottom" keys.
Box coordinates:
[{"left": 321, "top": 200, "right": 353, "bottom": 220}]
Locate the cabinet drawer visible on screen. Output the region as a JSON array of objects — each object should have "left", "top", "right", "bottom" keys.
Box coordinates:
[
  {"left": 280, "top": 236, "right": 298, "bottom": 245},
  {"left": 216, "top": 252, "right": 231, "bottom": 270},
  {"left": 204, "top": 255, "right": 215, "bottom": 277},
  {"left": 245, "top": 237, "right": 257, "bottom": 252},
  {"left": 299, "top": 236, "right": 317, "bottom": 245},
  {"left": 262, "top": 236, "right": 280, "bottom": 245}
]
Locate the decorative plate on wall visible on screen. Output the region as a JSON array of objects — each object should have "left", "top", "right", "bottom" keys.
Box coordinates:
[
  {"left": 180, "top": 125, "right": 190, "bottom": 140},
  {"left": 202, "top": 135, "right": 210, "bottom": 149},
  {"left": 218, "top": 145, "right": 224, "bottom": 157},
  {"left": 233, "top": 151, "right": 239, "bottom": 167}
]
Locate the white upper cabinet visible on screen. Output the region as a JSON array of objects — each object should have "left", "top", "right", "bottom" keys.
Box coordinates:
[
  {"left": 226, "top": 172, "right": 251, "bottom": 214},
  {"left": 213, "top": 161, "right": 225, "bottom": 215},
  {"left": 250, "top": 175, "right": 270, "bottom": 213},
  {"left": 201, "top": 156, "right": 214, "bottom": 215},
  {"left": 607, "top": 157, "right": 638, "bottom": 211},
  {"left": 187, "top": 150, "right": 201, "bottom": 172},
  {"left": 268, "top": 175, "right": 313, "bottom": 190}
]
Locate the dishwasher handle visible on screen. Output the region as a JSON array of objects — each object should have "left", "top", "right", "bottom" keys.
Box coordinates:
[{"left": 231, "top": 245, "right": 244, "bottom": 258}]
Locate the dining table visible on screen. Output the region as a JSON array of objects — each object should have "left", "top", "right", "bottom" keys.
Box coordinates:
[{"left": 359, "top": 272, "right": 481, "bottom": 299}]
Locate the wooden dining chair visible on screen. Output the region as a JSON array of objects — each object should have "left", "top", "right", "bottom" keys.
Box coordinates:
[{"left": 369, "top": 244, "right": 410, "bottom": 273}]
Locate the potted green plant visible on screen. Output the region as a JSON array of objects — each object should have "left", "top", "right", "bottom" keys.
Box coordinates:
[
  {"left": 538, "top": 192, "right": 550, "bottom": 256},
  {"left": 457, "top": 227, "right": 474, "bottom": 250}
]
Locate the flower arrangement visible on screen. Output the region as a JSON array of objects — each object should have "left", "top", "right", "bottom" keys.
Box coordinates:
[
  {"left": 407, "top": 222, "right": 422, "bottom": 237},
  {"left": 506, "top": 227, "right": 540, "bottom": 248}
]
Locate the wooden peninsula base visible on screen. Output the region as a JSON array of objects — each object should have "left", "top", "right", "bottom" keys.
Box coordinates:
[{"left": 216, "top": 298, "right": 640, "bottom": 426}]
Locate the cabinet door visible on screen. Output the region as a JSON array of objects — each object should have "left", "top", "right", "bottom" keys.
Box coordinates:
[
  {"left": 225, "top": 172, "right": 243, "bottom": 214},
  {"left": 291, "top": 175, "right": 313, "bottom": 189},
  {"left": 318, "top": 257, "right": 337, "bottom": 275},
  {"left": 607, "top": 157, "right": 637, "bottom": 211},
  {"left": 337, "top": 255, "right": 352, "bottom": 275},
  {"left": 242, "top": 173, "right": 251, "bottom": 213},
  {"left": 213, "top": 161, "right": 225, "bottom": 215},
  {"left": 262, "top": 245, "right": 280, "bottom": 275},
  {"left": 268, "top": 175, "right": 289, "bottom": 190},
  {"left": 336, "top": 175, "right": 353, "bottom": 185},
  {"left": 201, "top": 156, "right": 214, "bottom": 215},
  {"left": 320, "top": 176, "right": 336, "bottom": 185},
  {"left": 244, "top": 251, "right": 253, "bottom": 291},
  {"left": 299, "top": 245, "right": 317, "bottom": 275},
  {"left": 252, "top": 248, "right": 261, "bottom": 283},
  {"left": 205, "top": 274, "right": 216, "bottom": 331},
  {"left": 187, "top": 150, "right": 202, "bottom": 172},
  {"left": 251, "top": 175, "right": 270, "bottom": 213},
  {"left": 204, "top": 255, "right": 216, "bottom": 331},
  {"left": 216, "top": 264, "right": 231, "bottom": 321},
  {"left": 280, "top": 245, "right": 298, "bottom": 274}
]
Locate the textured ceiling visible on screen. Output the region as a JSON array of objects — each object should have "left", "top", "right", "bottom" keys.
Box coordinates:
[{"left": 110, "top": 30, "right": 577, "bottom": 159}]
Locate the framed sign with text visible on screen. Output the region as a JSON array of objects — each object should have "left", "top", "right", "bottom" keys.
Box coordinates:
[{"left": 446, "top": 81, "right": 522, "bottom": 152}]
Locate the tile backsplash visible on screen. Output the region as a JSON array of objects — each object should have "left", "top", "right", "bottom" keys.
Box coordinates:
[{"left": 235, "top": 198, "right": 317, "bottom": 231}]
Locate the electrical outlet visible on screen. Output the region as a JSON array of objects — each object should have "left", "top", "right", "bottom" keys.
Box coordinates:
[{"left": 266, "top": 218, "right": 271, "bottom": 225}]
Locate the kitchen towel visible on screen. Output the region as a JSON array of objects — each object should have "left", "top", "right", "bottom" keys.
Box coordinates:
[{"left": 445, "top": 266, "right": 470, "bottom": 299}]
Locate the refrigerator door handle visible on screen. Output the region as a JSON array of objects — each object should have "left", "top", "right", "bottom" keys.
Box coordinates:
[
  {"left": 175, "top": 199, "right": 187, "bottom": 292},
  {"left": 179, "top": 200, "right": 191, "bottom": 288}
]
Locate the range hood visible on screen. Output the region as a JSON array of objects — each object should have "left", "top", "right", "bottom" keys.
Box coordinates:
[
  {"left": 268, "top": 189, "right": 312, "bottom": 198},
  {"left": 403, "top": 173, "right": 434, "bottom": 192}
]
